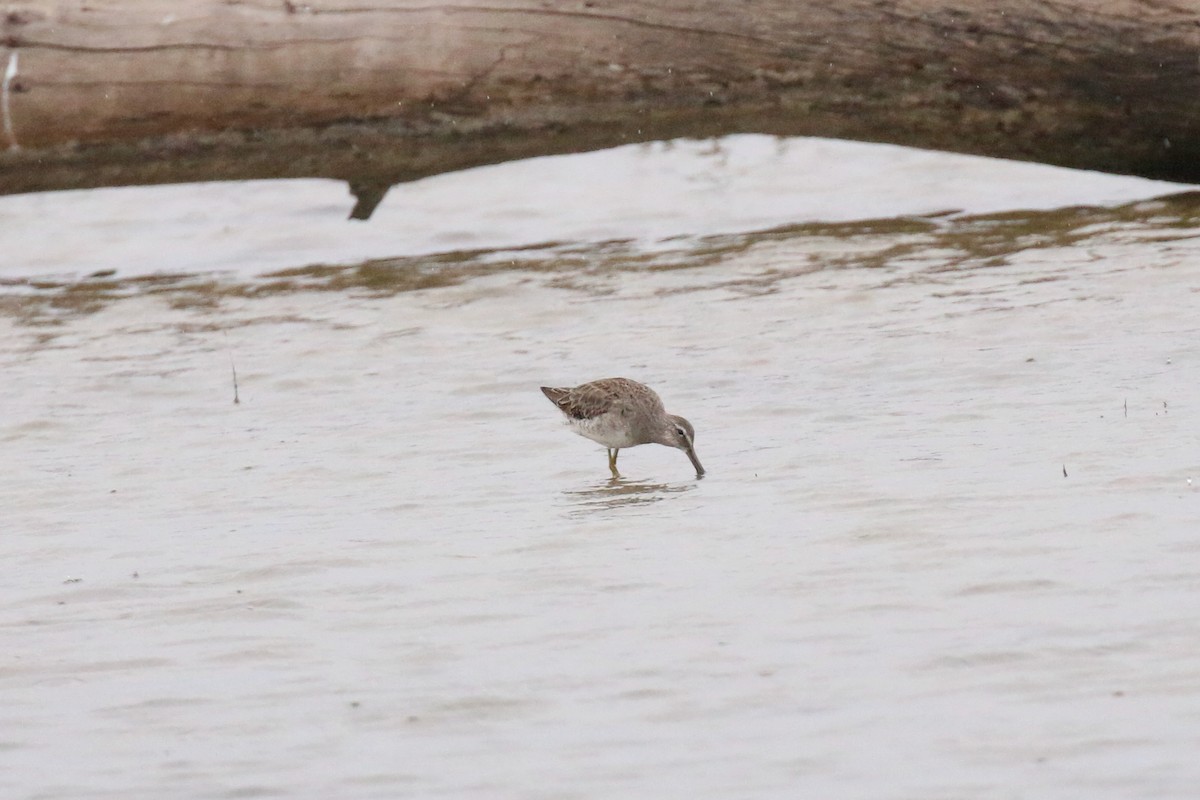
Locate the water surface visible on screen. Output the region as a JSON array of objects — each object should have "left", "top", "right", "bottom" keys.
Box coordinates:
[{"left": 2, "top": 138, "right": 1199, "bottom": 799}]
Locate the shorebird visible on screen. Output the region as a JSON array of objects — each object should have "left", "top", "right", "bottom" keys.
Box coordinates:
[{"left": 540, "top": 378, "right": 704, "bottom": 478}]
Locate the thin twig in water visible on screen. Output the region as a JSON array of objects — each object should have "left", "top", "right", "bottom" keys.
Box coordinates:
[
  {"left": 1123, "top": 398, "right": 1127, "bottom": 418},
  {"left": 222, "top": 331, "right": 240, "bottom": 404}
]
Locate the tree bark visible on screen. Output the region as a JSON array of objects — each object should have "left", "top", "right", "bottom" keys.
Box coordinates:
[{"left": 1, "top": 1, "right": 1197, "bottom": 214}]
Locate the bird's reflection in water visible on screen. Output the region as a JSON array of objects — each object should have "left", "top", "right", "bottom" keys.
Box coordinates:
[{"left": 564, "top": 475, "right": 695, "bottom": 515}]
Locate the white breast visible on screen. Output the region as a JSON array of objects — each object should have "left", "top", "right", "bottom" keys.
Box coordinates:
[{"left": 567, "top": 416, "right": 641, "bottom": 449}]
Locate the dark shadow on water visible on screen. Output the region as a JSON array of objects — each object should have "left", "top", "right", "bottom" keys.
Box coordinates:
[{"left": 563, "top": 475, "right": 697, "bottom": 515}]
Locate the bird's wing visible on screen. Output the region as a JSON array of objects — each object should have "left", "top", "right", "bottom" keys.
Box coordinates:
[
  {"left": 557, "top": 381, "right": 620, "bottom": 420},
  {"left": 543, "top": 378, "right": 663, "bottom": 421}
]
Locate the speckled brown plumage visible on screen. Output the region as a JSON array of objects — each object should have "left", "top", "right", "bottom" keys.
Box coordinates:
[{"left": 541, "top": 377, "right": 663, "bottom": 422}]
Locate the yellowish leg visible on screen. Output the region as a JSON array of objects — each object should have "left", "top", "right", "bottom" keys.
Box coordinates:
[{"left": 607, "top": 448, "right": 620, "bottom": 477}]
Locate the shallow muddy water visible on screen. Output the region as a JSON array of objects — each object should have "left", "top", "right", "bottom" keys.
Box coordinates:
[{"left": 2, "top": 137, "right": 1200, "bottom": 799}]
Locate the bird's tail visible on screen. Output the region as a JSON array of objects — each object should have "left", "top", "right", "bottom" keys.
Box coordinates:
[{"left": 540, "top": 386, "right": 568, "bottom": 405}]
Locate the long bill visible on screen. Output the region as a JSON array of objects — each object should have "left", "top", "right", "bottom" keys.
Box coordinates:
[{"left": 685, "top": 446, "right": 705, "bottom": 477}]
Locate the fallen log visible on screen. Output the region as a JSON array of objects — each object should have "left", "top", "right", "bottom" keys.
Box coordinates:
[{"left": 1, "top": 1, "right": 1197, "bottom": 217}]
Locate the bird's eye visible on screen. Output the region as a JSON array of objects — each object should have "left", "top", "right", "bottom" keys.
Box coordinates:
[{"left": 676, "top": 426, "right": 688, "bottom": 438}]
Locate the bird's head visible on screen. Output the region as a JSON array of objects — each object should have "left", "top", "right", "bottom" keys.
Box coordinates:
[{"left": 665, "top": 414, "right": 704, "bottom": 477}]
